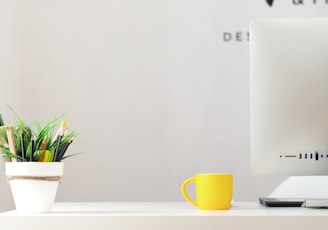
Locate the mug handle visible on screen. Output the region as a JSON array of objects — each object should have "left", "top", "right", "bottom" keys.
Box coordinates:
[{"left": 181, "top": 177, "right": 198, "bottom": 207}]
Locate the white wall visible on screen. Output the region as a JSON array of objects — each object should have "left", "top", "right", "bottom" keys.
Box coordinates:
[{"left": 0, "top": 0, "right": 327, "bottom": 211}]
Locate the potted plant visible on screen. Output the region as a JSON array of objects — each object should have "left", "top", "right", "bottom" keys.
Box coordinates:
[{"left": 0, "top": 108, "right": 78, "bottom": 213}]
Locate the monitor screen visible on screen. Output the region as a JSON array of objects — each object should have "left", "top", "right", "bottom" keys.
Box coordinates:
[{"left": 250, "top": 18, "right": 328, "bottom": 176}]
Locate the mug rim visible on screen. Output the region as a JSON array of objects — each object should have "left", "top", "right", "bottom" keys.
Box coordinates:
[{"left": 195, "top": 173, "right": 232, "bottom": 176}]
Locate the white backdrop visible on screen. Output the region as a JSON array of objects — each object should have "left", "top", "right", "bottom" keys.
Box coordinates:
[{"left": 0, "top": 0, "right": 327, "bottom": 211}]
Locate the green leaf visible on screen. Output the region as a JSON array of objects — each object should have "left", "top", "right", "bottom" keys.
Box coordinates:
[{"left": 60, "top": 152, "right": 83, "bottom": 161}]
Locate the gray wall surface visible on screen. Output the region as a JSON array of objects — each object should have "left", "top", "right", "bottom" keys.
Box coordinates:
[{"left": 0, "top": 0, "right": 327, "bottom": 211}]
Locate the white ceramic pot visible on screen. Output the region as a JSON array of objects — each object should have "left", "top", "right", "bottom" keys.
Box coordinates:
[{"left": 5, "top": 162, "right": 64, "bottom": 213}]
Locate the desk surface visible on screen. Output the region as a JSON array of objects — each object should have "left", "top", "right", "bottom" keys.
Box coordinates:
[{"left": 1, "top": 202, "right": 328, "bottom": 230}]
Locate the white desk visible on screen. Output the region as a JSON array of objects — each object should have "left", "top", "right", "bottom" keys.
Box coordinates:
[{"left": 1, "top": 202, "right": 328, "bottom": 230}]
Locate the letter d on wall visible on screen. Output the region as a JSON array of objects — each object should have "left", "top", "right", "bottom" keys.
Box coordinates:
[{"left": 223, "top": 32, "right": 232, "bottom": 42}]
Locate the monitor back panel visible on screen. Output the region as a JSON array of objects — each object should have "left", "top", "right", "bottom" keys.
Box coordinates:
[{"left": 250, "top": 19, "right": 328, "bottom": 175}]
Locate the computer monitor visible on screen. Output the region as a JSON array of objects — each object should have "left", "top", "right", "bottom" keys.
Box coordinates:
[{"left": 250, "top": 18, "right": 328, "bottom": 176}]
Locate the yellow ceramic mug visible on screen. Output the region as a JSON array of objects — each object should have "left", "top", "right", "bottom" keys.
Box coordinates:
[{"left": 181, "top": 173, "right": 233, "bottom": 210}]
